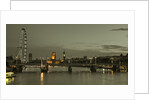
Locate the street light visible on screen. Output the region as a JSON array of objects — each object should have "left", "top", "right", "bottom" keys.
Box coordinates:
[{"left": 95, "top": 56, "right": 97, "bottom": 65}]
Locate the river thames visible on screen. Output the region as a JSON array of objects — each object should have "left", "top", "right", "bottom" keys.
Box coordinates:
[{"left": 6, "top": 66, "right": 128, "bottom": 85}]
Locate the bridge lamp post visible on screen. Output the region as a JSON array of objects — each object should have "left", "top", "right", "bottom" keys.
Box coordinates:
[
  {"left": 15, "top": 56, "right": 18, "bottom": 65},
  {"left": 110, "top": 57, "right": 114, "bottom": 68},
  {"left": 95, "top": 57, "right": 97, "bottom": 65},
  {"left": 89, "top": 58, "right": 92, "bottom": 64},
  {"left": 40, "top": 57, "right": 43, "bottom": 68}
]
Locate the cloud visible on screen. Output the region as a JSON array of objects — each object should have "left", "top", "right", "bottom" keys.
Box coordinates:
[
  {"left": 110, "top": 28, "right": 128, "bottom": 31},
  {"left": 97, "top": 52, "right": 126, "bottom": 56},
  {"left": 101, "top": 45, "right": 128, "bottom": 51},
  {"left": 7, "top": 44, "right": 128, "bottom": 59},
  {"left": 63, "top": 42, "right": 101, "bottom": 51}
]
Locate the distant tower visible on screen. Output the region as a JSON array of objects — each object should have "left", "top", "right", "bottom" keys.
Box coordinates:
[
  {"left": 119, "top": 53, "right": 123, "bottom": 65},
  {"left": 29, "top": 53, "right": 32, "bottom": 62},
  {"left": 16, "top": 28, "right": 27, "bottom": 63},
  {"left": 126, "top": 53, "right": 128, "bottom": 57},
  {"left": 51, "top": 52, "right": 56, "bottom": 60},
  {"left": 62, "top": 51, "right": 66, "bottom": 61}
]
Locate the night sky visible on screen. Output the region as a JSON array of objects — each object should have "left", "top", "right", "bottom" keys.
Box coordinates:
[{"left": 6, "top": 24, "right": 128, "bottom": 60}]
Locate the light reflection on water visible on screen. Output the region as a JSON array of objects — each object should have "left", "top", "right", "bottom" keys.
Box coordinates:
[
  {"left": 6, "top": 77, "right": 14, "bottom": 84},
  {"left": 7, "top": 66, "right": 128, "bottom": 85},
  {"left": 40, "top": 72, "right": 44, "bottom": 85}
]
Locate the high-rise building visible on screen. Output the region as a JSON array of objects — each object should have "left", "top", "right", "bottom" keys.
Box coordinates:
[
  {"left": 84, "top": 56, "right": 87, "bottom": 60},
  {"left": 29, "top": 53, "right": 32, "bottom": 62}
]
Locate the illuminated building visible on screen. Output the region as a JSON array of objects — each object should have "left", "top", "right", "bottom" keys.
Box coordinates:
[
  {"left": 47, "top": 60, "right": 52, "bottom": 64},
  {"left": 63, "top": 51, "right": 66, "bottom": 60},
  {"left": 51, "top": 52, "right": 56, "bottom": 60},
  {"left": 46, "top": 52, "right": 60, "bottom": 64},
  {"left": 55, "top": 60, "right": 60, "bottom": 64},
  {"left": 47, "top": 57, "right": 50, "bottom": 60},
  {"left": 61, "top": 51, "right": 66, "bottom": 62}
]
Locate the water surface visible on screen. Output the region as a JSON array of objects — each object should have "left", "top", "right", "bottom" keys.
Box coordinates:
[{"left": 7, "top": 66, "right": 128, "bottom": 85}]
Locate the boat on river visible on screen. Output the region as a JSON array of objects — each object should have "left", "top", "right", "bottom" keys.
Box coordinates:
[{"left": 6, "top": 72, "right": 16, "bottom": 78}]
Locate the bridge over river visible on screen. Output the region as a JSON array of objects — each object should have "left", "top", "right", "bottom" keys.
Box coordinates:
[
  {"left": 40, "top": 63, "right": 128, "bottom": 72},
  {"left": 9, "top": 62, "right": 127, "bottom": 73}
]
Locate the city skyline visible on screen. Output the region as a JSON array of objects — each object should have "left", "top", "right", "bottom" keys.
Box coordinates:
[{"left": 6, "top": 24, "right": 128, "bottom": 59}]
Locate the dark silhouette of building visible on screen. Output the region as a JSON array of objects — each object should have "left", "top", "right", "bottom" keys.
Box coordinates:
[
  {"left": 6, "top": 56, "right": 15, "bottom": 67},
  {"left": 84, "top": 56, "right": 87, "bottom": 60},
  {"left": 29, "top": 53, "right": 32, "bottom": 62}
]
